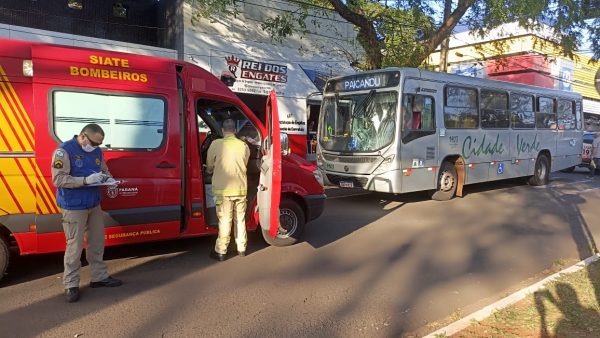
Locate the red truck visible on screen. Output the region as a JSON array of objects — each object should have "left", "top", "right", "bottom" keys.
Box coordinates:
[{"left": 0, "top": 38, "right": 325, "bottom": 280}]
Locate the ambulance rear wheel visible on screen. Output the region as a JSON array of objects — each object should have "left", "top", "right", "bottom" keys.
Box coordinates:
[
  {"left": 261, "top": 199, "right": 305, "bottom": 247},
  {"left": 431, "top": 162, "right": 457, "bottom": 201},
  {"left": 0, "top": 236, "right": 9, "bottom": 281}
]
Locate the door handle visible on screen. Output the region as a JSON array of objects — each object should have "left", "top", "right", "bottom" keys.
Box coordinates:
[{"left": 156, "top": 162, "right": 176, "bottom": 169}]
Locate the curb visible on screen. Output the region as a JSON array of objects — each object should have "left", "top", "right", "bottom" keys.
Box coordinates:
[{"left": 423, "top": 253, "right": 600, "bottom": 338}]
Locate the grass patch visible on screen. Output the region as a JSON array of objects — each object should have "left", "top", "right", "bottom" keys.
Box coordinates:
[{"left": 452, "top": 259, "right": 600, "bottom": 338}]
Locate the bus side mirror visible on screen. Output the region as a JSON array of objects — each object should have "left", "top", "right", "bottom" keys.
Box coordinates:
[{"left": 281, "top": 133, "right": 289, "bottom": 156}]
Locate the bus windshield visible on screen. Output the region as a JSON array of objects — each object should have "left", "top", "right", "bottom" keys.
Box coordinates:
[{"left": 319, "top": 91, "right": 398, "bottom": 152}]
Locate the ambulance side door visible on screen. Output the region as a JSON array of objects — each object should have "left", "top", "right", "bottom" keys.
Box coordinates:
[
  {"left": 32, "top": 45, "right": 182, "bottom": 240},
  {"left": 258, "top": 90, "right": 282, "bottom": 238}
]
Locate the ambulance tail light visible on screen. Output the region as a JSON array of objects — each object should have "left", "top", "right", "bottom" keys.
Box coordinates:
[{"left": 23, "top": 60, "right": 33, "bottom": 77}]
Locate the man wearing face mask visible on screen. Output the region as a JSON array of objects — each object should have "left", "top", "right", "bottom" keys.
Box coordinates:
[{"left": 51, "top": 123, "right": 122, "bottom": 303}]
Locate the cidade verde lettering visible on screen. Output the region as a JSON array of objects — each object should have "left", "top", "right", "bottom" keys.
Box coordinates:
[
  {"left": 462, "top": 134, "right": 505, "bottom": 160},
  {"left": 516, "top": 134, "right": 540, "bottom": 155}
]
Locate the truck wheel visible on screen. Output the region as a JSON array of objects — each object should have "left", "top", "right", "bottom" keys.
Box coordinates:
[
  {"left": 431, "top": 162, "right": 457, "bottom": 201},
  {"left": 261, "top": 199, "right": 305, "bottom": 247},
  {"left": 529, "top": 155, "right": 550, "bottom": 186},
  {"left": 0, "top": 236, "right": 9, "bottom": 281}
]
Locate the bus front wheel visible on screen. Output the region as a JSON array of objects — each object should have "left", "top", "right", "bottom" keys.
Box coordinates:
[
  {"left": 529, "top": 155, "right": 550, "bottom": 186},
  {"left": 431, "top": 162, "right": 458, "bottom": 201},
  {"left": 261, "top": 198, "right": 306, "bottom": 247}
]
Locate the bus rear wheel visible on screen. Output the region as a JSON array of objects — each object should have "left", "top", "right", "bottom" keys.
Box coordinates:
[
  {"left": 431, "top": 162, "right": 458, "bottom": 201},
  {"left": 261, "top": 198, "right": 305, "bottom": 247},
  {"left": 529, "top": 155, "right": 550, "bottom": 186},
  {"left": 0, "top": 235, "right": 9, "bottom": 281}
]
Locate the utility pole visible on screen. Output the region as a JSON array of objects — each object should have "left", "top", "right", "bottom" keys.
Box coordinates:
[{"left": 439, "top": 0, "right": 452, "bottom": 72}]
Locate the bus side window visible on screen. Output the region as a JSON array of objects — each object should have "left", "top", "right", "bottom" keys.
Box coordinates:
[
  {"left": 510, "top": 93, "right": 535, "bottom": 129},
  {"left": 444, "top": 86, "right": 478, "bottom": 129},
  {"left": 536, "top": 97, "right": 556, "bottom": 129},
  {"left": 403, "top": 94, "right": 435, "bottom": 131},
  {"left": 412, "top": 96, "right": 422, "bottom": 129},
  {"left": 480, "top": 90, "right": 509, "bottom": 129},
  {"left": 557, "top": 99, "right": 575, "bottom": 130}
]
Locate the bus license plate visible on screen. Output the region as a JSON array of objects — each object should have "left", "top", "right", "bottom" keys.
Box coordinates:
[{"left": 339, "top": 181, "right": 354, "bottom": 188}]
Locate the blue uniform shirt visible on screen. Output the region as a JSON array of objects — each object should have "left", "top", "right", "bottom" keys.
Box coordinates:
[{"left": 55, "top": 137, "right": 104, "bottom": 210}]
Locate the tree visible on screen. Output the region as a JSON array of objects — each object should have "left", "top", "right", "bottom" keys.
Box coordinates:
[{"left": 189, "top": 0, "right": 599, "bottom": 70}]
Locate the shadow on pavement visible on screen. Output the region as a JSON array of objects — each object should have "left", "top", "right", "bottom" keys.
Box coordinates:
[
  {"left": 0, "top": 230, "right": 270, "bottom": 337},
  {"left": 533, "top": 179, "right": 600, "bottom": 336},
  {"left": 0, "top": 228, "right": 268, "bottom": 288}
]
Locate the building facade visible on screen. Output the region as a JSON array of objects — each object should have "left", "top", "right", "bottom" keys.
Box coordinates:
[
  {"left": 427, "top": 23, "right": 600, "bottom": 131},
  {"left": 183, "top": 0, "right": 360, "bottom": 158},
  {"left": 0, "top": 0, "right": 361, "bottom": 158}
]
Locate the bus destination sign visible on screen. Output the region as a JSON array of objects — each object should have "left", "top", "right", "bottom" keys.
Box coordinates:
[{"left": 325, "top": 71, "right": 400, "bottom": 93}]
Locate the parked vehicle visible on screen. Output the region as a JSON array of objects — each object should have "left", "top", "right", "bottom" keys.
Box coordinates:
[
  {"left": 581, "top": 132, "right": 595, "bottom": 168},
  {"left": 317, "top": 68, "right": 583, "bottom": 200},
  {"left": 0, "top": 38, "right": 325, "bottom": 280}
]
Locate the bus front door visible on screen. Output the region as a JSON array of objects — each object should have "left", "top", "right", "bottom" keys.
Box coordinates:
[{"left": 399, "top": 79, "right": 439, "bottom": 193}]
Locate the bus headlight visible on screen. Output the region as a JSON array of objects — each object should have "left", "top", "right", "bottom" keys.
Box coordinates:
[
  {"left": 313, "top": 169, "right": 325, "bottom": 187},
  {"left": 316, "top": 152, "right": 324, "bottom": 167}
]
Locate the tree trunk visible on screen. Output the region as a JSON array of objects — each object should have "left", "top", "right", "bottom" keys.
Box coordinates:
[
  {"left": 328, "top": 0, "right": 383, "bottom": 69},
  {"left": 419, "top": 0, "right": 477, "bottom": 65}
]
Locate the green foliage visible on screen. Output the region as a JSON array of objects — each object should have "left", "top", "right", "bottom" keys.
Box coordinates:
[
  {"left": 262, "top": 9, "right": 309, "bottom": 43},
  {"left": 186, "top": 0, "right": 239, "bottom": 24},
  {"left": 375, "top": 6, "right": 435, "bottom": 67},
  {"left": 187, "top": 0, "right": 599, "bottom": 69}
]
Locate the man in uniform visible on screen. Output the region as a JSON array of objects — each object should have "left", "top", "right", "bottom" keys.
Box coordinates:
[
  {"left": 51, "top": 123, "right": 122, "bottom": 303},
  {"left": 206, "top": 119, "right": 250, "bottom": 261}
]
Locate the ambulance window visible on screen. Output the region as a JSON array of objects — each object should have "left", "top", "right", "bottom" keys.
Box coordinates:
[
  {"left": 196, "top": 99, "right": 261, "bottom": 146},
  {"left": 53, "top": 91, "right": 166, "bottom": 150}
]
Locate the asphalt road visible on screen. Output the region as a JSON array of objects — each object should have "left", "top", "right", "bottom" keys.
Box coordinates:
[{"left": 1, "top": 169, "right": 599, "bottom": 338}]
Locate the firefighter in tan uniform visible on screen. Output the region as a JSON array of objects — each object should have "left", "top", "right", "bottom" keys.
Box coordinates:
[
  {"left": 51, "top": 123, "right": 122, "bottom": 303},
  {"left": 206, "top": 119, "right": 250, "bottom": 261}
]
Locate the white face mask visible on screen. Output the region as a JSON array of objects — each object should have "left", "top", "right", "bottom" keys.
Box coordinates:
[{"left": 82, "top": 144, "right": 97, "bottom": 152}]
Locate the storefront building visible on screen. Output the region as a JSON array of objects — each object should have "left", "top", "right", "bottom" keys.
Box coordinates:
[
  {"left": 182, "top": 1, "right": 359, "bottom": 159},
  {"left": 427, "top": 23, "right": 600, "bottom": 131},
  {"left": 0, "top": 0, "right": 361, "bottom": 159}
]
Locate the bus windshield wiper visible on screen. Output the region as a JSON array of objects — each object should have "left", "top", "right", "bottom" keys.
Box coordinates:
[{"left": 353, "top": 89, "right": 376, "bottom": 119}]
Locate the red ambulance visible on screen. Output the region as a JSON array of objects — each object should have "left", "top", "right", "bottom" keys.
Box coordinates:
[{"left": 0, "top": 38, "right": 326, "bottom": 280}]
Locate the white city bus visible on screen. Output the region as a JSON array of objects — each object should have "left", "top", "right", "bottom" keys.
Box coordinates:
[{"left": 316, "top": 68, "right": 583, "bottom": 200}]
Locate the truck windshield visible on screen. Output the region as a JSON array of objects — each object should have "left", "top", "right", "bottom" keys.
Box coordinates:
[{"left": 319, "top": 91, "right": 398, "bottom": 152}]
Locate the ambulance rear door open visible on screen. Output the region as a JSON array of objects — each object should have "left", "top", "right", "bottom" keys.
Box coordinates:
[{"left": 258, "top": 89, "right": 282, "bottom": 238}]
